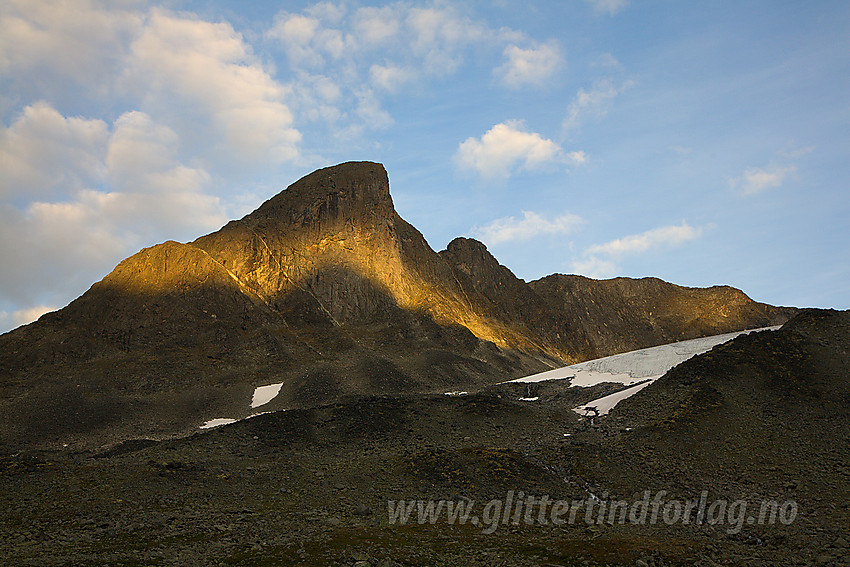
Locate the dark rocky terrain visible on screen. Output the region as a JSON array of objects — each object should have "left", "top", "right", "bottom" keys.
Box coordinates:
[
  {"left": 4, "top": 161, "right": 836, "bottom": 566},
  {"left": 0, "top": 162, "right": 794, "bottom": 450},
  {"left": 0, "top": 309, "right": 847, "bottom": 565}
]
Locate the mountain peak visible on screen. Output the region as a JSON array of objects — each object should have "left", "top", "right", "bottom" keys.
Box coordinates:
[
  {"left": 244, "top": 161, "right": 393, "bottom": 231},
  {"left": 445, "top": 236, "right": 489, "bottom": 255},
  {"left": 0, "top": 161, "right": 799, "bottom": 449},
  {"left": 189, "top": 161, "right": 408, "bottom": 321}
]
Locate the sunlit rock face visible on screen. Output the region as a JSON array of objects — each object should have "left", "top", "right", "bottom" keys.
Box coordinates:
[
  {"left": 189, "top": 161, "right": 536, "bottom": 351},
  {"left": 73, "top": 160, "right": 794, "bottom": 362},
  {"left": 438, "top": 236, "right": 795, "bottom": 362},
  {"left": 528, "top": 274, "right": 797, "bottom": 360}
]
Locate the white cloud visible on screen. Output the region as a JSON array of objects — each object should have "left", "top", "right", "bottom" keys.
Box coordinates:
[
  {"left": 496, "top": 41, "right": 562, "bottom": 88},
  {"left": 778, "top": 145, "right": 815, "bottom": 160},
  {"left": 573, "top": 222, "right": 703, "bottom": 278},
  {"left": 289, "top": 72, "right": 346, "bottom": 126},
  {"left": 587, "top": 222, "right": 703, "bottom": 257},
  {"left": 106, "top": 111, "right": 180, "bottom": 182},
  {"left": 310, "top": 75, "right": 343, "bottom": 103},
  {"left": 0, "top": 185, "right": 225, "bottom": 308},
  {"left": 0, "top": 4, "right": 301, "bottom": 329},
  {"left": 14, "top": 305, "right": 55, "bottom": 326},
  {"left": 267, "top": 2, "right": 540, "bottom": 134},
  {"left": 369, "top": 64, "right": 416, "bottom": 92},
  {"left": 731, "top": 164, "right": 797, "bottom": 195},
  {"left": 0, "top": 0, "right": 142, "bottom": 94},
  {"left": 267, "top": 12, "right": 349, "bottom": 68},
  {"left": 0, "top": 3, "right": 302, "bottom": 167},
  {"left": 103, "top": 111, "right": 226, "bottom": 236},
  {"left": 406, "top": 4, "right": 490, "bottom": 74},
  {"left": 0, "top": 104, "right": 227, "bottom": 310},
  {"left": 586, "top": 0, "right": 629, "bottom": 16},
  {"left": 592, "top": 52, "right": 623, "bottom": 69},
  {"left": 128, "top": 8, "right": 301, "bottom": 165},
  {"left": 0, "top": 304, "right": 56, "bottom": 332},
  {"left": 472, "top": 211, "right": 584, "bottom": 245},
  {"left": 456, "top": 120, "right": 585, "bottom": 179},
  {"left": 563, "top": 80, "right": 632, "bottom": 131},
  {"left": 0, "top": 102, "right": 108, "bottom": 200},
  {"left": 571, "top": 256, "right": 618, "bottom": 279},
  {"left": 565, "top": 150, "right": 589, "bottom": 165},
  {"left": 305, "top": 2, "right": 347, "bottom": 24},
  {"left": 0, "top": 199, "right": 128, "bottom": 306},
  {"left": 353, "top": 5, "right": 401, "bottom": 46},
  {"left": 270, "top": 13, "right": 322, "bottom": 64},
  {"left": 354, "top": 88, "right": 394, "bottom": 129}
]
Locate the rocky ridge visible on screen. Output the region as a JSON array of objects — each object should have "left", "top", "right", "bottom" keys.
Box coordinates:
[{"left": 0, "top": 161, "right": 794, "bottom": 448}]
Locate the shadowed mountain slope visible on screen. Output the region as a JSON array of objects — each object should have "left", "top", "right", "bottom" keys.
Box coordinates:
[
  {"left": 439, "top": 236, "right": 794, "bottom": 361},
  {"left": 1, "top": 310, "right": 846, "bottom": 565},
  {"left": 574, "top": 309, "right": 850, "bottom": 548},
  {"left": 0, "top": 162, "right": 794, "bottom": 448}
]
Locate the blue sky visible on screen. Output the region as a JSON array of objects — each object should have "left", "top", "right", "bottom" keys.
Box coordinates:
[{"left": 1, "top": 0, "right": 848, "bottom": 333}]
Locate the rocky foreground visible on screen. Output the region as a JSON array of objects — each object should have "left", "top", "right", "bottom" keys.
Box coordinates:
[{"left": 1, "top": 309, "right": 847, "bottom": 566}]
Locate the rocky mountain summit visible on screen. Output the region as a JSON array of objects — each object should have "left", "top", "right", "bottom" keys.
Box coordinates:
[{"left": 0, "top": 161, "right": 793, "bottom": 449}]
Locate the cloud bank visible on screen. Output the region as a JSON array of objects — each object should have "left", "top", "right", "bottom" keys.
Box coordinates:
[
  {"left": 456, "top": 121, "right": 586, "bottom": 179},
  {"left": 731, "top": 164, "right": 797, "bottom": 195},
  {"left": 573, "top": 222, "right": 703, "bottom": 278},
  {"left": 495, "top": 41, "right": 562, "bottom": 88},
  {"left": 472, "top": 210, "right": 584, "bottom": 245}
]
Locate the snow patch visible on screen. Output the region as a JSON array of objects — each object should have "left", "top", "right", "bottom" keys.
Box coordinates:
[
  {"left": 518, "top": 396, "right": 539, "bottom": 401},
  {"left": 200, "top": 418, "right": 237, "bottom": 429},
  {"left": 444, "top": 391, "right": 468, "bottom": 396},
  {"left": 506, "top": 326, "right": 778, "bottom": 417},
  {"left": 510, "top": 327, "right": 779, "bottom": 387},
  {"left": 569, "top": 370, "right": 636, "bottom": 387},
  {"left": 574, "top": 378, "right": 659, "bottom": 416},
  {"left": 251, "top": 383, "right": 283, "bottom": 408},
  {"left": 199, "top": 410, "right": 285, "bottom": 430},
  {"left": 247, "top": 410, "right": 278, "bottom": 419}
]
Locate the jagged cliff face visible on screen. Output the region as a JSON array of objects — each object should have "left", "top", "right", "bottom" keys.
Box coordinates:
[
  {"left": 438, "top": 236, "right": 795, "bottom": 361},
  {"left": 528, "top": 273, "right": 797, "bottom": 359},
  {"left": 192, "top": 163, "right": 403, "bottom": 324},
  {"left": 17, "top": 161, "right": 791, "bottom": 363},
  {"left": 0, "top": 161, "right": 796, "bottom": 448}
]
